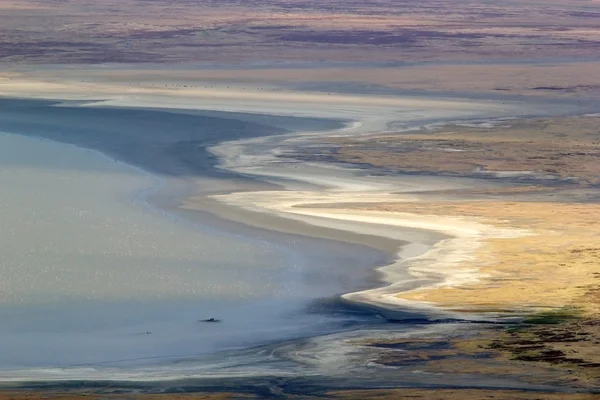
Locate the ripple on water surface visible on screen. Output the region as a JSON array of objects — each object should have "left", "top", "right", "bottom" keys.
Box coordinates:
[
  {"left": 0, "top": 131, "right": 331, "bottom": 370},
  {"left": 0, "top": 132, "right": 288, "bottom": 304}
]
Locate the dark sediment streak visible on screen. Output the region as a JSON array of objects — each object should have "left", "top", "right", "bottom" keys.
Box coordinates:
[{"left": 0, "top": 98, "right": 343, "bottom": 179}]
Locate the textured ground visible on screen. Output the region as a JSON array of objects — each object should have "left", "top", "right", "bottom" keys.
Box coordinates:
[
  {"left": 305, "top": 114, "right": 600, "bottom": 389},
  {"left": 322, "top": 115, "right": 600, "bottom": 314},
  {"left": 14, "top": 61, "right": 600, "bottom": 99},
  {"left": 1, "top": 0, "right": 600, "bottom": 64},
  {"left": 350, "top": 199, "right": 600, "bottom": 387},
  {"left": 325, "top": 115, "right": 600, "bottom": 185}
]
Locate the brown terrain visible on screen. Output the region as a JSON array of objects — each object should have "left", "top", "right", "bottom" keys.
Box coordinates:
[
  {"left": 325, "top": 115, "right": 600, "bottom": 184},
  {"left": 3, "top": 0, "right": 600, "bottom": 99},
  {"left": 356, "top": 199, "right": 600, "bottom": 387},
  {"left": 16, "top": 60, "right": 600, "bottom": 99},
  {"left": 301, "top": 114, "right": 600, "bottom": 390},
  {"left": 0, "top": 0, "right": 600, "bottom": 65}
]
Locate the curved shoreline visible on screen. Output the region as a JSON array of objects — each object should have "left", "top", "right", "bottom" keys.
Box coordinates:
[
  {"left": 206, "top": 147, "right": 530, "bottom": 320},
  {"left": 0, "top": 81, "right": 549, "bottom": 316},
  {"left": 0, "top": 75, "right": 577, "bottom": 382},
  {"left": 203, "top": 106, "right": 538, "bottom": 320},
  {"left": 0, "top": 96, "right": 410, "bottom": 381}
]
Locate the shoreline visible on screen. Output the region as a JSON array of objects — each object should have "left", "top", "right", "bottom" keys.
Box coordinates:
[
  {"left": 206, "top": 180, "right": 528, "bottom": 321},
  {"left": 203, "top": 115, "right": 531, "bottom": 320},
  {"left": 0, "top": 99, "right": 400, "bottom": 379},
  {"left": 2, "top": 0, "right": 600, "bottom": 393},
  {"left": 0, "top": 91, "right": 432, "bottom": 381},
  {"left": 0, "top": 71, "right": 593, "bottom": 388},
  {"left": 0, "top": 74, "right": 578, "bottom": 314}
]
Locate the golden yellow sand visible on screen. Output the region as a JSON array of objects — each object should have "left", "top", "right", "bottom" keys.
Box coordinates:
[{"left": 351, "top": 201, "right": 600, "bottom": 316}]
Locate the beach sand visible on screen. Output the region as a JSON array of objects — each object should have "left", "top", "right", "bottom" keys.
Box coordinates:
[
  {"left": 288, "top": 115, "right": 600, "bottom": 386},
  {"left": 315, "top": 115, "right": 600, "bottom": 314},
  {"left": 373, "top": 201, "right": 600, "bottom": 315}
]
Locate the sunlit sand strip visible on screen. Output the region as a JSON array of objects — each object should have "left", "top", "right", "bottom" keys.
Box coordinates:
[
  {"left": 211, "top": 189, "right": 530, "bottom": 319},
  {"left": 375, "top": 201, "right": 600, "bottom": 316},
  {"left": 0, "top": 69, "right": 536, "bottom": 319},
  {"left": 0, "top": 73, "right": 498, "bottom": 109}
]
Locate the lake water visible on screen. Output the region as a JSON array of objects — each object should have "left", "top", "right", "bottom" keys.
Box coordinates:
[{"left": 0, "top": 102, "right": 387, "bottom": 376}]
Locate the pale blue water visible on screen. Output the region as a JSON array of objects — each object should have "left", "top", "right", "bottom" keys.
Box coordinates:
[{"left": 0, "top": 103, "right": 386, "bottom": 377}]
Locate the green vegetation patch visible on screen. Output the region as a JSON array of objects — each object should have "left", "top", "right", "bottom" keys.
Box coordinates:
[{"left": 521, "top": 308, "right": 581, "bottom": 325}]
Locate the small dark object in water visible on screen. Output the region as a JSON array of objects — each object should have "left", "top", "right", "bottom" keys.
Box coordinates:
[{"left": 201, "top": 318, "right": 221, "bottom": 323}]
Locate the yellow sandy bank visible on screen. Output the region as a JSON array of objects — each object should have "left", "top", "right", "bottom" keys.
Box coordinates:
[{"left": 350, "top": 201, "right": 600, "bottom": 316}]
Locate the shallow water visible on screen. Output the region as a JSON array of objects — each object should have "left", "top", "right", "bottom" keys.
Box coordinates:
[{"left": 0, "top": 109, "right": 387, "bottom": 373}]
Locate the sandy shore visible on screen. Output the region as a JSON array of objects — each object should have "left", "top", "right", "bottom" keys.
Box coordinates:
[
  {"left": 315, "top": 115, "right": 600, "bottom": 315},
  {"left": 2, "top": 69, "right": 589, "bottom": 319},
  {"left": 374, "top": 201, "right": 600, "bottom": 315},
  {"left": 204, "top": 188, "right": 528, "bottom": 319}
]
